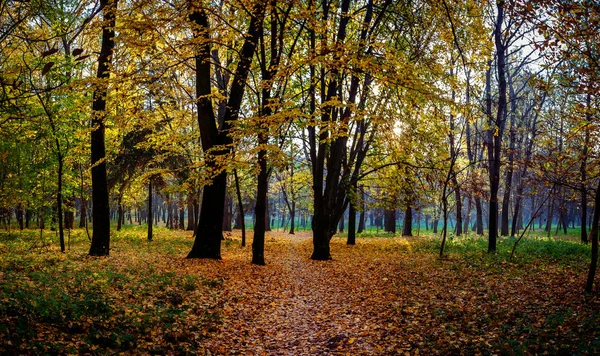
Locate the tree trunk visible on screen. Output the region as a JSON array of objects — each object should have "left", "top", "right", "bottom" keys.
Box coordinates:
[
  {"left": 188, "top": 173, "right": 226, "bottom": 258},
  {"left": 347, "top": 202, "right": 356, "bottom": 245},
  {"left": 501, "top": 69, "right": 518, "bottom": 237},
  {"left": 357, "top": 203, "right": 365, "bottom": 233},
  {"left": 475, "top": 197, "right": 484, "bottom": 235},
  {"left": 585, "top": 180, "right": 600, "bottom": 293},
  {"left": 289, "top": 200, "right": 295, "bottom": 235},
  {"left": 179, "top": 194, "right": 185, "bottom": 229},
  {"left": 338, "top": 212, "right": 345, "bottom": 233},
  {"left": 402, "top": 205, "right": 412, "bottom": 237},
  {"left": 384, "top": 209, "right": 396, "bottom": 233},
  {"left": 222, "top": 195, "right": 232, "bottom": 232},
  {"left": 252, "top": 136, "right": 268, "bottom": 265},
  {"left": 452, "top": 174, "right": 462, "bottom": 236},
  {"left": 234, "top": 168, "right": 246, "bottom": 246},
  {"left": 581, "top": 101, "right": 590, "bottom": 242},
  {"left": 117, "top": 202, "right": 123, "bottom": 231},
  {"left": 57, "top": 155, "right": 65, "bottom": 252},
  {"left": 79, "top": 198, "right": 86, "bottom": 228},
  {"left": 487, "top": 1, "right": 507, "bottom": 253},
  {"left": 25, "top": 209, "right": 31, "bottom": 229},
  {"left": 187, "top": 196, "right": 195, "bottom": 231},
  {"left": 311, "top": 217, "right": 332, "bottom": 260},
  {"left": 265, "top": 198, "right": 271, "bottom": 232},
  {"left": 89, "top": 0, "right": 117, "bottom": 257},
  {"left": 147, "top": 180, "right": 153, "bottom": 241},
  {"left": 187, "top": 2, "right": 264, "bottom": 259},
  {"left": 16, "top": 204, "right": 24, "bottom": 230}
]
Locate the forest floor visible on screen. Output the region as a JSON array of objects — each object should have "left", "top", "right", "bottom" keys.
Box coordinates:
[{"left": 0, "top": 227, "right": 599, "bottom": 355}]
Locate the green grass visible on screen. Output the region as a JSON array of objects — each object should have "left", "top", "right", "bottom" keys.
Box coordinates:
[{"left": 0, "top": 226, "right": 223, "bottom": 354}]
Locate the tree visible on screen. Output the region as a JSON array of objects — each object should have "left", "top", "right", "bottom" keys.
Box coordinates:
[
  {"left": 89, "top": 0, "right": 118, "bottom": 256},
  {"left": 486, "top": 0, "right": 508, "bottom": 253},
  {"left": 187, "top": 1, "right": 266, "bottom": 259},
  {"left": 306, "top": 0, "right": 392, "bottom": 260}
]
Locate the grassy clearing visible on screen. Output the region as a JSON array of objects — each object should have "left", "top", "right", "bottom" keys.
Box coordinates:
[{"left": 0, "top": 227, "right": 223, "bottom": 354}]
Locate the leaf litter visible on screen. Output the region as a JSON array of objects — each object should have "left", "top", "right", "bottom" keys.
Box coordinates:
[{"left": 0, "top": 229, "right": 598, "bottom": 355}]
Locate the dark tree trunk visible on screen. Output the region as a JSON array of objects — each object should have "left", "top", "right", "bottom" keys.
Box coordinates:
[
  {"left": 252, "top": 140, "right": 268, "bottom": 265},
  {"left": 585, "top": 180, "right": 600, "bottom": 293},
  {"left": 79, "top": 198, "right": 86, "bottom": 228},
  {"left": 475, "top": 197, "right": 484, "bottom": 235},
  {"left": 289, "top": 200, "right": 295, "bottom": 235},
  {"left": 453, "top": 176, "right": 462, "bottom": 236},
  {"left": 233, "top": 169, "right": 246, "bottom": 245},
  {"left": 16, "top": 204, "right": 24, "bottom": 230},
  {"left": 193, "top": 198, "right": 199, "bottom": 230},
  {"left": 347, "top": 202, "right": 356, "bottom": 245},
  {"left": 64, "top": 198, "right": 74, "bottom": 230},
  {"left": 486, "top": 0, "right": 507, "bottom": 254},
  {"left": 402, "top": 205, "right": 412, "bottom": 237},
  {"left": 89, "top": 0, "right": 117, "bottom": 257},
  {"left": 188, "top": 173, "right": 226, "bottom": 258},
  {"left": 338, "top": 212, "right": 345, "bottom": 233},
  {"left": 311, "top": 216, "right": 332, "bottom": 260},
  {"left": 433, "top": 205, "right": 439, "bottom": 234},
  {"left": 25, "top": 208, "right": 31, "bottom": 229},
  {"left": 179, "top": 194, "right": 185, "bottom": 229},
  {"left": 384, "top": 209, "right": 396, "bottom": 233},
  {"left": 581, "top": 99, "right": 590, "bottom": 243},
  {"left": 501, "top": 68, "right": 518, "bottom": 237},
  {"left": 147, "top": 180, "right": 153, "bottom": 241},
  {"left": 117, "top": 202, "right": 123, "bottom": 231},
  {"left": 265, "top": 198, "right": 271, "bottom": 232},
  {"left": 358, "top": 208, "right": 365, "bottom": 232},
  {"left": 222, "top": 195, "right": 232, "bottom": 232},
  {"left": 187, "top": 196, "right": 195, "bottom": 231},
  {"left": 57, "top": 155, "right": 65, "bottom": 252}
]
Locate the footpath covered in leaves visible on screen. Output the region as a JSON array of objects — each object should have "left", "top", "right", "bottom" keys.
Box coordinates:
[
  {"left": 0, "top": 229, "right": 599, "bottom": 354},
  {"left": 199, "top": 232, "right": 599, "bottom": 355}
]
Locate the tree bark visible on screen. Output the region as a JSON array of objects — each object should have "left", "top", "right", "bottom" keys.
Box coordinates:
[
  {"left": 384, "top": 208, "right": 396, "bottom": 233},
  {"left": 402, "top": 205, "right": 412, "bottom": 237},
  {"left": 347, "top": 202, "right": 356, "bottom": 245},
  {"left": 252, "top": 144, "right": 268, "bottom": 265},
  {"left": 357, "top": 186, "right": 365, "bottom": 233},
  {"left": 501, "top": 69, "right": 517, "bottom": 237},
  {"left": 89, "top": 0, "right": 117, "bottom": 256},
  {"left": 581, "top": 95, "right": 591, "bottom": 243},
  {"left": 147, "top": 180, "right": 153, "bottom": 241},
  {"left": 187, "top": 195, "right": 195, "bottom": 231},
  {"left": 57, "top": 156, "right": 65, "bottom": 252},
  {"left": 338, "top": 212, "right": 345, "bottom": 233},
  {"left": 117, "top": 202, "right": 123, "bottom": 231},
  {"left": 488, "top": 0, "right": 507, "bottom": 253},
  {"left": 233, "top": 168, "right": 246, "bottom": 246},
  {"left": 289, "top": 200, "right": 296, "bottom": 235},
  {"left": 585, "top": 180, "right": 600, "bottom": 293}
]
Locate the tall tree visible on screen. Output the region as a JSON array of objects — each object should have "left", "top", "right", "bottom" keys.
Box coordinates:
[
  {"left": 307, "top": 0, "right": 389, "bottom": 260},
  {"left": 187, "top": 1, "right": 266, "bottom": 259},
  {"left": 89, "top": 0, "right": 118, "bottom": 256},
  {"left": 487, "top": 0, "right": 508, "bottom": 253}
]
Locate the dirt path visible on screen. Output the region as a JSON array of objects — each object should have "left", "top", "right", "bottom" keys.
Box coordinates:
[
  {"left": 200, "top": 232, "right": 392, "bottom": 355},
  {"left": 191, "top": 232, "right": 596, "bottom": 355}
]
